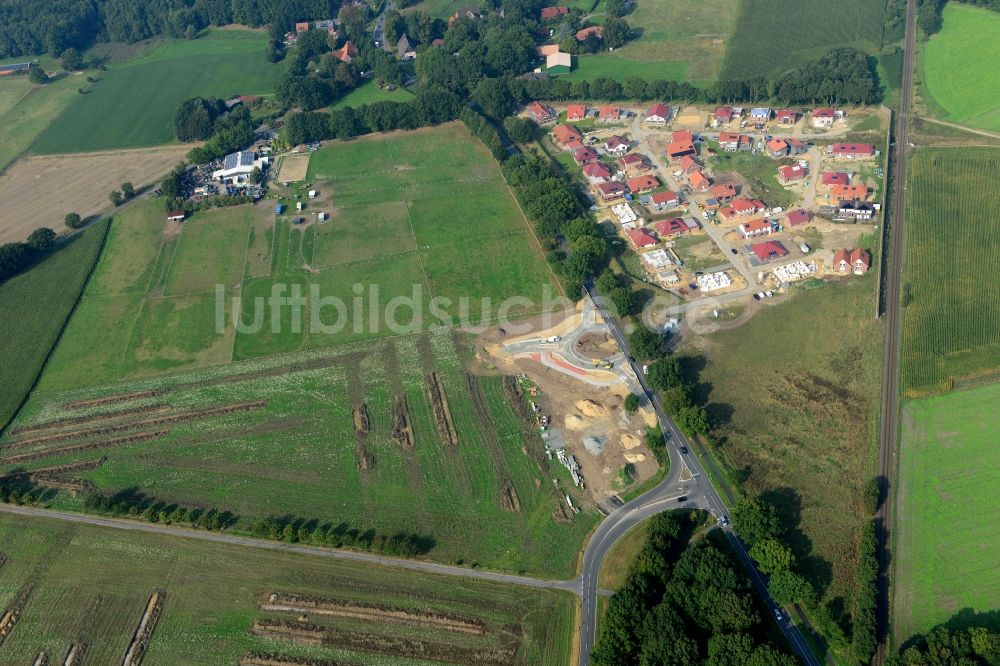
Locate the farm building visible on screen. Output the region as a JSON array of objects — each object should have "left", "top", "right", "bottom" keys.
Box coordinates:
[
  {"left": 645, "top": 190, "right": 681, "bottom": 211},
  {"left": 212, "top": 150, "right": 267, "bottom": 181},
  {"left": 776, "top": 109, "right": 797, "bottom": 125},
  {"left": 541, "top": 6, "right": 569, "bottom": 19},
  {"left": 832, "top": 248, "right": 870, "bottom": 274},
  {"left": 566, "top": 104, "right": 588, "bottom": 120},
  {"left": 546, "top": 51, "right": 572, "bottom": 72},
  {"left": 337, "top": 41, "right": 358, "bottom": 62},
  {"left": 530, "top": 101, "right": 557, "bottom": 124},
  {"left": 552, "top": 124, "right": 582, "bottom": 146},
  {"left": 0, "top": 63, "right": 31, "bottom": 76},
  {"left": 626, "top": 175, "right": 659, "bottom": 194},
  {"left": 576, "top": 25, "right": 603, "bottom": 41},
  {"left": 166, "top": 210, "right": 186, "bottom": 222},
  {"left": 709, "top": 184, "right": 738, "bottom": 202},
  {"left": 573, "top": 146, "right": 599, "bottom": 165},
  {"left": 718, "top": 133, "right": 751, "bottom": 152},
  {"left": 678, "top": 155, "right": 701, "bottom": 174},
  {"left": 582, "top": 162, "right": 612, "bottom": 183},
  {"left": 619, "top": 153, "right": 652, "bottom": 174},
  {"left": 778, "top": 163, "right": 807, "bottom": 184},
  {"left": 627, "top": 228, "right": 658, "bottom": 248},
  {"left": 750, "top": 240, "right": 788, "bottom": 262},
  {"left": 738, "top": 218, "right": 774, "bottom": 239},
  {"left": 829, "top": 143, "right": 876, "bottom": 160},
  {"left": 595, "top": 181, "right": 626, "bottom": 201},
  {"left": 767, "top": 138, "right": 790, "bottom": 158},
  {"left": 604, "top": 135, "right": 630, "bottom": 154},
  {"left": 812, "top": 107, "right": 837, "bottom": 128},
  {"left": 712, "top": 106, "right": 735, "bottom": 127},
  {"left": 689, "top": 170, "right": 711, "bottom": 192},
  {"left": 645, "top": 103, "right": 671, "bottom": 126},
  {"left": 295, "top": 21, "right": 310, "bottom": 32},
  {"left": 784, "top": 209, "right": 812, "bottom": 227}
]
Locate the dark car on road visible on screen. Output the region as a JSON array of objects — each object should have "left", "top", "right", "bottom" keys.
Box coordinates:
[
  {"left": 679, "top": 445, "right": 688, "bottom": 454},
  {"left": 676, "top": 496, "right": 687, "bottom": 503},
  {"left": 731, "top": 248, "right": 738, "bottom": 255}
]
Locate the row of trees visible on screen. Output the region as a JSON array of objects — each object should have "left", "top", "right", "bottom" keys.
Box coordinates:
[
  {"left": 0, "top": 0, "right": 341, "bottom": 58},
  {"left": 593, "top": 511, "right": 798, "bottom": 665},
  {"left": 919, "top": 0, "right": 1000, "bottom": 36},
  {"left": 888, "top": 625, "right": 1000, "bottom": 665},
  {"left": 0, "top": 227, "right": 58, "bottom": 283},
  {"left": 250, "top": 515, "right": 433, "bottom": 556},
  {"left": 108, "top": 181, "right": 136, "bottom": 207},
  {"left": 84, "top": 489, "right": 240, "bottom": 530}
]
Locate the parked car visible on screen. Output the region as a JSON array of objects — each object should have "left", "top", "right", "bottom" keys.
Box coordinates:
[
  {"left": 731, "top": 248, "right": 738, "bottom": 255},
  {"left": 753, "top": 293, "right": 761, "bottom": 301}
]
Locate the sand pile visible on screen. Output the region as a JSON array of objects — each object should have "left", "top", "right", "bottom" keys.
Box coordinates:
[
  {"left": 621, "top": 433, "right": 641, "bottom": 449},
  {"left": 565, "top": 414, "right": 588, "bottom": 430},
  {"left": 624, "top": 453, "right": 646, "bottom": 463},
  {"left": 575, "top": 400, "right": 607, "bottom": 418}
]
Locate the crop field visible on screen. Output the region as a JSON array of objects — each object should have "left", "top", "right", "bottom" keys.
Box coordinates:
[
  {"left": 0, "top": 220, "right": 109, "bottom": 431},
  {"left": 682, "top": 271, "right": 882, "bottom": 609},
  {"left": 894, "top": 382, "right": 1000, "bottom": 643},
  {"left": 922, "top": 4, "right": 1000, "bottom": 132},
  {"left": 0, "top": 73, "right": 81, "bottom": 171},
  {"left": 719, "top": 0, "right": 887, "bottom": 80},
  {"left": 557, "top": 0, "right": 734, "bottom": 84},
  {"left": 31, "top": 30, "right": 282, "bottom": 154},
  {"left": 331, "top": 80, "right": 414, "bottom": 109},
  {"left": 0, "top": 512, "right": 575, "bottom": 664},
  {"left": 901, "top": 148, "right": 1000, "bottom": 396},
  {"left": 0, "top": 145, "right": 191, "bottom": 244}
]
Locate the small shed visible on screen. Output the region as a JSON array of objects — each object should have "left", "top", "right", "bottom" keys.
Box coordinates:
[
  {"left": 166, "top": 210, "right": 186, "bottom": 222},
  {"left": 275, "top": 203, "right": 285, "bottom": 214},
  {"left": 308, "top": 190, "right": 317, "bottom": 198},
  {"left": 296, "top": 201, "right": 303, "bottom": 211}
]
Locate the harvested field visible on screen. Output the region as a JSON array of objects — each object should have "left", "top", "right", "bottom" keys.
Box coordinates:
[
  {"left": 9, "top": 404, "right": 171, "bottom": 436},
  {"left": 389, "top": 394, "right": 414, "bottom": 450},
  {"left": 351, "top": 404, "right": 369, "bottom": 438},
  {"left": 0, "top": 146, "right": 191, "bottom": 244},
  {"left": 121, "top": 591, "right": 164, "bottom": 666},
  {"left": 63, "top": 389, "right": 170, "bottom": 411},
  {"left": 425, "top": 372, "right": 458, "bottom": 447},
  {"left": 262, "top": 592, "right": 487, "bottom": 635},
  {"left": 0, "top": 430, "right": 169, "bottom": 466}
]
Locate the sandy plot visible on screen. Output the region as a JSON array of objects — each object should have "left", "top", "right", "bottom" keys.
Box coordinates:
[
  {"left": 275, "top": 153, "right": 311, "bottom": 183},
  {"left": 0, "top": 145, "right": 192, "bottom": 243}
]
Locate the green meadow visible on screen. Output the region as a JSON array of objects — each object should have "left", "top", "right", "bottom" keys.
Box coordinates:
[{"left": 31, "top": 30, "right": 281, "bottom": 153}]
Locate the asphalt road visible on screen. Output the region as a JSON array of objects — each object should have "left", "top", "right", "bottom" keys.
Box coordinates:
[
  {"left": 577, "top": 285, "right": 820, "bottom": 666},
  {"left": 875, "top": 0, "right": 918, "bottom": 661}
]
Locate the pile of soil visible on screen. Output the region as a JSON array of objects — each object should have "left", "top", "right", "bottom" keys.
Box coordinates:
[
  {"left": 390, "top": 395, "right": 413, "bottom": 450},
  {"left": 499, "top": 481, "right": 521, "bottom": 513},
  {"left": 425, "top": 373, "right": 458, "bottom": 447},
  {"left": 352, "top": 404, "right": 370, "bottom": 438}
]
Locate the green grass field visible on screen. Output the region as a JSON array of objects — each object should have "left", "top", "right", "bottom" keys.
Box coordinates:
[
  {"left": 682, "top": 272, "right": 883, "bottom": 616},
  {"left": 331, "top": 80, "right": 414, "bottom": 109},
  {"left": 0, "top": 73, "right": 81, "bottom": 170},
  {"left": 922, "top": 4, "right": 1000, "bottom": 132},
  {"left": 0, "top": 512, "right": 575, "bottom": 664},
  {"left": 707, "top": 144, "right": 798, "bottom": 209},
  {"left": 901, "top": 148, "right": 1000, "bottom": 396},
  {"left": 31, "top": 30, "right": 281, "bottom": 154},
  {"left": 0, "top": 220, "right": 110, "bottom": 431},
  {"left": 719, "top": 0, "right": 887, "bottom": 80},
  {"left": 894, "top": 382, "right": 1000, "bottom": 643},
  {"left": 554, "top": 0, "right": 733, "bottom": 84},
  {"left": 7, "top": 125, "right": 589, "bottom": 577}
]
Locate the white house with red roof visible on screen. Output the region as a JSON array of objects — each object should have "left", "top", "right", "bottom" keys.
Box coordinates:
[
  {"left": 718, "top": 133, "right": 751, "bottom": 152},
  {"left": 829, "top": 143, "right": 875, "bottom": 160},
  {"left": 811, "top": 107, "right": 837, "bottom": 129},
  {"left": 712, "top": 106, "right": 735, "bottom": 127},
  {"left": 552, "top": 124, "right": 582, "bottom": 146},
  {"left": 627, "top": 228, "right": 658, "bottom": 248},
  {"left": 821, "top": 172, "right": 851, "bottom": 188},
  {"left": 832, "top": 248, "right": 871, "bottom": 274},
  {"left": 573, "top": 146, "right": 599, "bottom": 165},
  {"left": 626, "top": 175, "right": 659, "bottom": 194},
  {"left": 784, "top": 209, "right": 812, "bottom": 227},
  {"left": 709, "top": 184, "right": 738, "bottom": 202},
  {"left": 598, "top": 105, "right": 621, "bottom": 122},
  {"left": 619, "top": 153, "right": 652, "bottom": 174},
  {"left": 654, "top": 218, "right": 689, "bottom": 237},
  {"left": 776, "top": 109, "right": 797, "bottom": 125},
  {"left": 530, "top": 101, "right": 557, "bottom": 124},
  {"left": 566, "top": 104, "right": 588, "bottom": 121},
  {"left": 646, "top": 190, "right": 682, "bottom": 211},
  {"left": 603, "top": 135, "right": 630, "bottom": 154},
  {"left": 582, "top": 162, "right": 612, "bottom": 183},
  {"left": 720, "top": 197, "right": 766, "bottom": 220},
  {"left": 739, "top": 218, "right": 774, "bottom": 239},
  {"left": 645, "top": 103, "right": 671, "bottom": 126},
  {"left": 596, "top": 181, "right": 626, "bottom": 201}
]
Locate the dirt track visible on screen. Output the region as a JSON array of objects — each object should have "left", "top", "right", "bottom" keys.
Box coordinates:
[{"left": 0, "top": 146, "right": 191, "bottom": 243}]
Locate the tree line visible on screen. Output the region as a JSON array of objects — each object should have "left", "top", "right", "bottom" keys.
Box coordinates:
[
  {"left": 84, "top": 488, "right": 239, "bottom": 530},
  {"left": 250, "top": 515, "right": 434, "bottom": 556},
  {"left": 0, "top": 227, "right": 59, "bottom": 284},
  {"left": 887, "top": 624, "right": 1000, "bottom": 665},
  {"left": 919, "top": 0, "right": 1000, "bottom": 35},
  {"left": 593, "top": 510, "right": 798, "bottom": 665}
]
